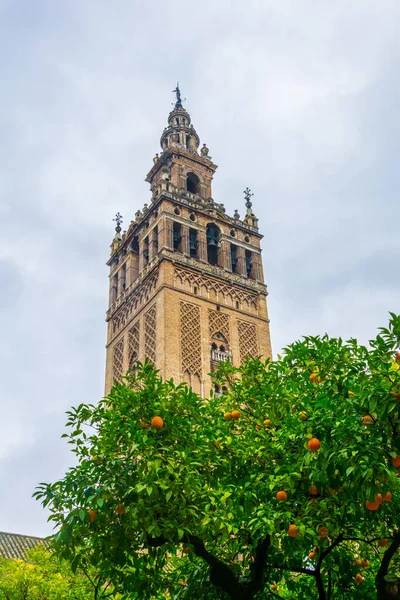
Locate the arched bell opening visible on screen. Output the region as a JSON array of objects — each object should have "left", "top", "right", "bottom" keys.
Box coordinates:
[
  {"left": 187, "top": 172, "right": 201, "bottom": 194},
  {"left": 206, "top": 223, "right": 220, "bottom": 266}
]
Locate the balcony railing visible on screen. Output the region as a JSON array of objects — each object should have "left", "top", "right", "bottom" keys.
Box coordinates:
[{"left": 211, "top": 350, "right": 232, "bottom": 363}]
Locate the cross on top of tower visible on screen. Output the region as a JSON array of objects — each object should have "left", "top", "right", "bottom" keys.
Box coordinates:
[
  {"left": 244, "top": 187, "right": 254, "bottom": 209},
  {"left": 113, "top": 212, "right": 123, "bottom": 234}
]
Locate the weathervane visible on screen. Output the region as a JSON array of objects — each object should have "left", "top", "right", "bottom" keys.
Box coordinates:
[
  {"left": 243, "top": 187, "right": 254, "bottom": 209},
  {"left": 172, "top": 82, "right": 186, "bottom": 108},
  {"left": 113, "top": 212, "right": 123, "bottom": 234}
]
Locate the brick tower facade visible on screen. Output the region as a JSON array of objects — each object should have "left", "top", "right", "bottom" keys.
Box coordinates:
[{"left": 104, "top": 87, "right": 272, "bottom": 396}]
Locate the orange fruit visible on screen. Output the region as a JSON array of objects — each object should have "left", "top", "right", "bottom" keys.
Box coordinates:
[
  {"left": 255, "top": 422, "right": 262, "bottom": 430},
  {"left": 276, "top": 491, "right": 288, "bottom": 501},
  {"left": 300, "top": 411, "right": 307, "bottom": 421},
  {"left": 87, "top": 509, "right": 96, "bottom": 523},
  {"left": 308, "top": 438, "right": 321, "bottom": 451},
  {"left": 92, "top": 456, "right": 99, "bottom": 461},
  {"left": 115, "top": 504, "right": 126, "bottom": 515},
  {"left": 288, "top": 524, "right": 299, "bottom": 537},
  {"left": 362, "top": 415, "right": 374, "bottom": 427},
  {"left": 355, "top": 559, "right": 363, "bottom": 566},
  {"left": 390, "top": 392, "right": 400, "bottom": 399},
  {"left": 179, "top": 580, "right": 187, "bottom": 586},
  {"left": 383, "top": 491, "right": 392, "bottom": 502},
  {"left": 310, "top": 373, "right": 316, "bottom": 382},
  {"left": 366, "top": 499, "right": 379, "bottom": 511},
  {"left": 224, "top": 412, "right": 232, "bottom": 421},
  {"left": 378, "top": 538, "right": 388, "bottom": 547},
  {"left": 396, "top": 352, "right": 400, "bottom": 361},
  {"left": 375, "top": 493, "right": 383, "bottom": 505},
  {"left": 270, "top": 584, "right": 278, "bottom": 591},
  {"left": 151, "top": 416, "right": 164, "bottom": 430},
  {"left": 361, "top": 559, "right": 370, "bottom": 567},
  {"left": 355, "top": 573, "right": 363, "bottom": 584},
  {"left": 308, "top": 551, "right": 316, "bottom": 560},
  {"left": 140, "top": 421, "right": 148, "bottom": 429},
  {"left": 391, "top": 455, "right": 400, "bottom": 468},
  {"left": 231, "top": 410, "right": 240, "bottom": 420},
  {"left": 318, "top": 526, "right": 329, "bottom": 538},
  {"left": 309, "top": 485, "right": 318, "bottom": 495},
  {"left": 183, "top": 547, "right": 191, "bottom": 555},
  {"left": 316, "top": 376, "right": 322, "bottom": 383},
  {"left": 263, "top": 419, "right": 271, "bottom": 426},
  {"left": 328, "top": 488, "right": 337, "bottom": 495}
]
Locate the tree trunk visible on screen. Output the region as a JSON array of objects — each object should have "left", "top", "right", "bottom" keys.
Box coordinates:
[{"left": 375, "top": 532, "right": 400, "bottom": 600}]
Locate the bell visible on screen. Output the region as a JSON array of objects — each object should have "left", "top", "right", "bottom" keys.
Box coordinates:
[
  {"left": 208, "top": 239, "right": 218, "bottom": 247},
  {"left": 190, "top": 241, "right": 197, "bottom": 252}
]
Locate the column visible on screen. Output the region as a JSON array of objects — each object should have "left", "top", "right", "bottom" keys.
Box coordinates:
[
  {"left": 198, "top": 229, "right": 207, "bottom": 261},
  {"left": 236, "top": 246, "right": 247, "bottom": 277},
  {"left": 181, "top": 224, "right": 190, "bottom": 255}
]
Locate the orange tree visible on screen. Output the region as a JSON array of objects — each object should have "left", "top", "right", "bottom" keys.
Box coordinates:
[{"left": 35, "top": 314, "right": 400, "bottom": 600}]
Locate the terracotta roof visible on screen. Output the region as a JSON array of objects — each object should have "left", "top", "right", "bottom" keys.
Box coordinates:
[{"left": 0, "top": 531, "right": 49, "bottom": 560}]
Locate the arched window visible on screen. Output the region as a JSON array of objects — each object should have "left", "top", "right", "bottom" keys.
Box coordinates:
[
  {"left": 187, "top": 172, "right": 200, "bottom": 194},
  {"left": 206, "top": 223, "right": 220, "bottom": 265},
  {"left": 230, "top": 244, "right": 238, "bottom": 273},
  {"left": 143, "top": 237, "right": 149, "bottom": 263},
  {"left": 245, "top": 249, "right": 254, "bottom": 279},
  {"left": 189, "top": 228, "right": 198, "bottom": 257},
  {"left": 112, "top": 272, "right": 118, "bottom": 302},
  {"left": 131, "top": 236, "right": 139, "bottom": 253},
  {"left": 173, "top": 222, "right": 182, "bottom": 252}
]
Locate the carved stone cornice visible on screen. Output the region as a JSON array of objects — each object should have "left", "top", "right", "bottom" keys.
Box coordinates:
[{"left": 163, "top": 249, "right": 268, "bottom": 296}]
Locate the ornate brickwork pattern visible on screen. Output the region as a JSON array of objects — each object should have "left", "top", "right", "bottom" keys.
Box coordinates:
[
  {"left": 180, "top": 301, "right": 202, "bottom": 377},
  {"left": 238, "top": 320, "right": 258, "bottom": 363},
  {"left": 174, "top": 266, "right": 259, "bottom": 311},
  {"left": 209, "top": 309, "right": 230, "bottom": 343},
  {"left": 128, "top": 322, "right": 140, "bottom": 370},
  {"left": 144, "top": 305, "right": 157, "bottom": 364},
  {"left": 113, "top": 339, "right": 124, "bottom": 384},
  {"left": 111, "top": 269, "right": 158, "bottom": 337}
]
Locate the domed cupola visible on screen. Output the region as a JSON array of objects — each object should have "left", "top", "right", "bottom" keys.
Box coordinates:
[{"left": 160, "top": 84, "right": 200, "bottom": 154}]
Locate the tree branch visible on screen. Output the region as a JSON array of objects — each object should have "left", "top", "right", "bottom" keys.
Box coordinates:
[
  {"left": 314, "top": 533, "right": 344, "bottom": 600},
  {"left": 375, "top": 531, "right": 400, "bottom": 599},
  {"left": 343, "top": 536, "right": 391, "bottom": 546},
  {"left": 185, "top": 534, "right": 241, "bottom": 598},
  {"left": 266, "top": 564, "right": 315, "bottom": 576},
  {"left": 248, "top": 535, "right": 271, "bottom": 586}
]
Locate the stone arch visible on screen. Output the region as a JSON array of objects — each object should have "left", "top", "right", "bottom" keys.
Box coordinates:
[
  {"left": 206, "top": 223, "right": 221, "bottom": 266},
  {"left": 187, "top": 172, "right": 201, "bottom": 194}
]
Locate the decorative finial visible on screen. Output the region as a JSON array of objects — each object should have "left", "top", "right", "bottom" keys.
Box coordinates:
[
  {"left": 244, "top": 187, "right": 254, "bottom": 209},
  {"left": 172, "top": 83, "right": 185, "bottom": 108},
  {"left": 113, "top": 212, "right": 123, "bottom": 233},
  {"left": 234, "top": 209, "right": 240, "bottom": 219}
]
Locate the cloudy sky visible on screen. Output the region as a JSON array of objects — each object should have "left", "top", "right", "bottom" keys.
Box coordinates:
[{"left": 0, "top": 0, "right": 399, "bottom": 537}]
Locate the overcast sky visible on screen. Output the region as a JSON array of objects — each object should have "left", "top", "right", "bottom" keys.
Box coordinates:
[{"left": 0, "top": 0, "right": 399, "bottom": 537}]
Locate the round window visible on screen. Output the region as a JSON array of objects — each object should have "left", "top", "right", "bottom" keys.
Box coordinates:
[{"left": 174, "top": 207, "right": 181, "bottom": 216}]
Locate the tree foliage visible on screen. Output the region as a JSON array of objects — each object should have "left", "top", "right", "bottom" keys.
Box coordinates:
[
  {"left": 35, "top": 314, "right": 400, "bottom": 599},
  {"left": 0, "top": 545, "right": 116, "bottom": 600}
]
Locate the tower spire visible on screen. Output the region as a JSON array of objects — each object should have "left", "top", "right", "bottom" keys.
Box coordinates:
[{"left": 172, "top": 82, "right": 184, "bottom": 109}]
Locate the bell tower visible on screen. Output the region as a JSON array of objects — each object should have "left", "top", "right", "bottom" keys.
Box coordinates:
[{"left": 104, "top": 86, "right": 272, "bottom": 396}]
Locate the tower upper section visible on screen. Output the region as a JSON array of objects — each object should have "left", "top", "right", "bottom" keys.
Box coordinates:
[{"left": 104, "top": 87, "right": 271, "bottom": 395}]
